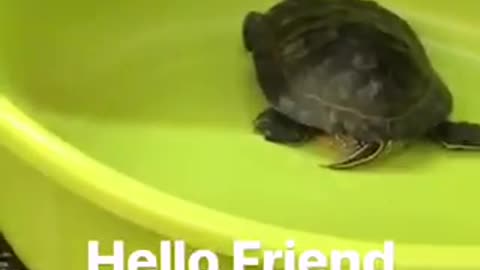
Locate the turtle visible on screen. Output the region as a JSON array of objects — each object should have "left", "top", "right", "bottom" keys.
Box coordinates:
[{"left": 242, "top": 0, "right": 480, "bottom": 169}]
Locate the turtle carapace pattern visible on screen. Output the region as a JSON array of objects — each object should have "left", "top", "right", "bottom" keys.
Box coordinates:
[{"left": 243, "top": 0, "right": 480, "bottom": 169}]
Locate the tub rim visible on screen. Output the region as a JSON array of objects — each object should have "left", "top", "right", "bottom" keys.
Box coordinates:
[{"left": 1, "top": 93, "right": 480, "bottom": 270}]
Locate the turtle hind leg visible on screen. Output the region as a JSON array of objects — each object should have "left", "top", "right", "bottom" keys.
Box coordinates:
[
  {"left": 429, "top": 121, "right": 480, "bottom": 150},
  {"left": 326, "top": 140, "right": 391, "bottom": 170},
  {"left": 254, "top": 108, "right": 319, "bottom": 144}
]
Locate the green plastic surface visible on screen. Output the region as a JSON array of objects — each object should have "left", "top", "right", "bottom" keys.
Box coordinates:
[{"left": 0, "top": 0, "right": 480, "bottom": 269}]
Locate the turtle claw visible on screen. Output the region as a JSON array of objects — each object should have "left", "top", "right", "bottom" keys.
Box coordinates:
[
  {"left": 431, "top": 121, "right": 480, "bottom": 150},
  {"left": 254, "top": 108, "right": 318, "bottom": 144},
  {"left": 324, "top": 140, "right": 391, "bottom": 170}
]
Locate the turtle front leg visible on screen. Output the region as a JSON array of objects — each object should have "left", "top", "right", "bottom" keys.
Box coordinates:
[
  {"left": 254, "top": 108, "right": 319, "bottom": 144},
  {"left": 326, "top": 140, "right": 392, "bottom": 170},
  {"left": 429, "top": 121, "right": 480, "bottom": 150}
]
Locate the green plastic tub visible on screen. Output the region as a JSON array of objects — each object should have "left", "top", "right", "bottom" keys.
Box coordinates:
[{"left": 1, "top": 0, "right": 480, "bottom": 269}]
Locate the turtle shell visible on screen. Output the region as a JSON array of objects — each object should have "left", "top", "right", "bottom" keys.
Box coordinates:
[{"left": 251, "top": 0, "right": 453, "bottom": 142}]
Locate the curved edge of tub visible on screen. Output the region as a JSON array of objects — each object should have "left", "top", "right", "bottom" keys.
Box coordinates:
[{"left": 1, "top": 94, "right": 479, "bottom": 270}]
